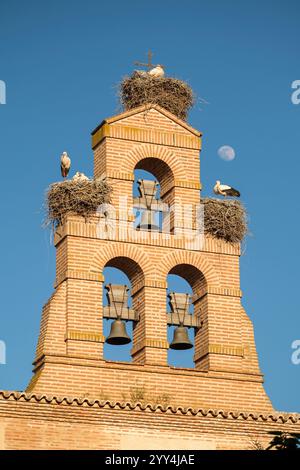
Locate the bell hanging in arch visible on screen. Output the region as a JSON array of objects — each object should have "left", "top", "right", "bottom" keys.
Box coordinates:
[
  {"left": 137, "top": 209, "right": 160, "bottom": 231},
  {"left": 169, "top": 325, "right": 193, "bottom": 350},
  {"left": 136, "top": 179, "right": 160, "bottom": 232},
  {"left": 105, "top": 318, "right": 131, "bottom": 345}
]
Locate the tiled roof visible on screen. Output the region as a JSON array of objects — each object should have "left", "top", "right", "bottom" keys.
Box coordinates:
[{"left": 0, "top": 391, "right": 299, "bottom": 423}]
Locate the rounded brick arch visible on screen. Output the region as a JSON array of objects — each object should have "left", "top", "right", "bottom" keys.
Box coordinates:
[
  {"left": 159, "top": 251, "right": 221, "bottom": 289},
  {"left": 120, "top": 143, "right": 187, "bottom": 180},
  {"left": 88, "top": 243, "right": 153, "bottom": 281}
]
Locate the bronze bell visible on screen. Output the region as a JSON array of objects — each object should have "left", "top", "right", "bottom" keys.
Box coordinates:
[
  {"left": 137, "top": 209, "right": 160, "bottom": 231},
  {"left": 105, "top": 319, "right": 131, "bottom": 345},
  {"left": 136, "top": 179, "right": 160, "bottom": 232},
  {"left": 170, "top": 325, "right": 193, "bottom": 350}
]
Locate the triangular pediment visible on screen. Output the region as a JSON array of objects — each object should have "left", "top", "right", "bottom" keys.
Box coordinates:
[{"left": 92, "top": 104, "right": 201, "bottom": 137}]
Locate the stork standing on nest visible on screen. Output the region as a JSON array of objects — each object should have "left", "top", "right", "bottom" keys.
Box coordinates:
[
  {"left": 214, "top": 180, "right": 240, "bottom": 197},
  {"left": 60, "top": 151, "right": 71, "bottom": 178}
]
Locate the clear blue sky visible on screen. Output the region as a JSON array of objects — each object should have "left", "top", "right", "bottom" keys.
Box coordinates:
[{"left": 0, "top": 0, "right": 299, "bottom": 412}]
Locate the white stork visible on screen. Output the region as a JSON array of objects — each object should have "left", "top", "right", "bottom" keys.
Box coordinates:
[
  {"left": 148, "top": 65, "right": 165, "bottom": 78},
  {"left": 60, "top": 151, "right": 71, "bottom": 178},
  {"left": 214, "top": 180, "right": 240, "bottom": 197},
  {"left": 72, "top": 172, "right": 89, "bottom": 182}
]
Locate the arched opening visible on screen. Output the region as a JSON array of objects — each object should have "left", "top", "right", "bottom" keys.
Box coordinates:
[
  {"left": 133, "top": 169, "right": 162, "bottom": 231},
  {"left": 169, "top": 264, "right": 207, "bottom": 294},
  {"left": 167, "top": 264, "right": 207, "bottom": 368},
  {"left": 133, "top": 158, "right": 175, "bottom": 233},
  {"left": 135, "top": 157, "right": 174, "bottom": 196},
  {"left": 103, "top": 257, "right": 144, "bottom": 362},
  {"left": 167, "top": 274, "right": 194, "bottom": 368}
]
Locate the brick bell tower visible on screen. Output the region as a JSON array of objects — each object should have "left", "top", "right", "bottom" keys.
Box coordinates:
[{"left": 26, "top": 102, "right": 273, "bottom": 415}]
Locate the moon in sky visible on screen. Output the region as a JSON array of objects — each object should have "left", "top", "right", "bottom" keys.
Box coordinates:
[{"left": 218, "top": 145, "right": 236, "bottom": 161}]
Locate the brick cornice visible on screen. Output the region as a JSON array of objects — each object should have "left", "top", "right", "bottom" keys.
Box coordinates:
[
  {"left": 160, "top": 178, "right": 202, "bottom": 197},
  {"left": 54, "top": 217, "right": 240, "bottom": 255},
  {"left": 105, "top": 171, "right": 135, "bottom": 181},
  {"left": 92, "top": 122, "right": 201, "bottom": 150},
  {"left": 194, "top": 344, "right": 244, "bottom": 362},
  {"left": 131, "top": 338, "right": 169, "bottom": 356},
  {"left": 192, "top": 287, "right": 242, "bottom": 303},
  {"left": 65, "top": 330, "right": 105, "bottom": 343},
  {"left": 31, "top": 353, "right": 265, "bottom": 381},
  {"left": 174, "top": 179, "right": 202, "bottom": 190},
  {"left": 0, "top": 391, "right": 298, "bottom": 423},
  {"left": 54, "top": 270, "right": 104, "bottom": 288}
]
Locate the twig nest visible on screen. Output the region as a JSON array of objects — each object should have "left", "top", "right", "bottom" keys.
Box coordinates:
[
  {"left": 202, "top": 198, "right": 248, "bottom": 244},
  {"left": 45, "top": 178, "right": 112, "bottom": 228},
  {"left": 119, "top": 72, "right": 194, "bottom": 121}
]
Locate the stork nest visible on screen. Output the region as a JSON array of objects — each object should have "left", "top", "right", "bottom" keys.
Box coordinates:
[
  {"left": 203, "top": 198, "right": 248, "bottom": 244},
  {"left": 119, "top": 72, "right": 195, "bottom": 121},
  {"left": 45, "top": 178, "right": 112, "bottom": 228}
]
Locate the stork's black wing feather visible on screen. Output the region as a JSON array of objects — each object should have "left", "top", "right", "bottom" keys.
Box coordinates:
[{"left": 224, "top": 187, "right": 240, "bottom": 197}]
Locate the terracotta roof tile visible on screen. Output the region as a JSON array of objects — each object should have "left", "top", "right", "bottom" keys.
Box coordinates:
[{"left": 0, "top": 390, "right": 299, "bottom": 424}]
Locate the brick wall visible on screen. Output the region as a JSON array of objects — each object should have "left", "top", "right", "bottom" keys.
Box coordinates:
[
  {"left": 1, "top": 104, "right": 296, "bottom": 449},
  {"left": 0, "top": 392, "right": 299, "bottom": 450},
  {"left": 28, "top": 105, "right": 274, "bottom": 412}
]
